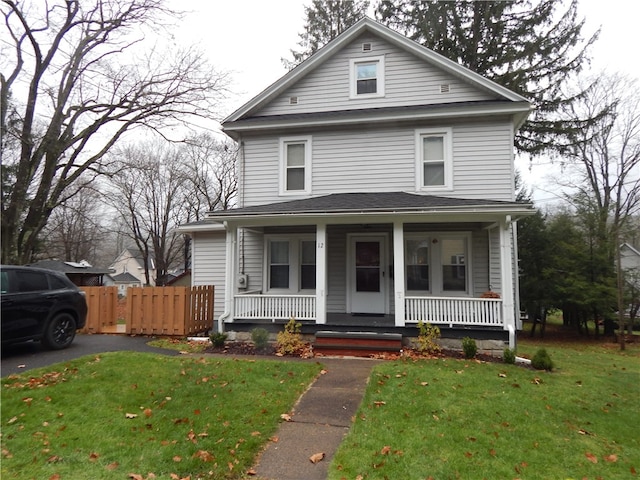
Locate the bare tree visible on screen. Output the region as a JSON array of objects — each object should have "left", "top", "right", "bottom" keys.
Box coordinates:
[
  {"left": 181, "top": 132, "right": 238, "bottom": 221},
  {"left": 560, "top": 74, "right": 640, "bottom": 345},
  {"left": 0, "top": 0, "right": 228, "bottom": 264},
  {"left": 108, "top": 140, "right": 190, "bottom": 286},
  {"left": 39, "top": 185, "right": 107, "bottom": 264}
]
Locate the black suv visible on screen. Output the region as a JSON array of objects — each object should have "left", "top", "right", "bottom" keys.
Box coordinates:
[{"left": 1, "top": 265, "right": 87, "bottom": 349}]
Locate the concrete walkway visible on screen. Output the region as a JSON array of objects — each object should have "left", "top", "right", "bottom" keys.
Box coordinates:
[{"left": 254, "top": 357, "right": 380, "bottom": 480}]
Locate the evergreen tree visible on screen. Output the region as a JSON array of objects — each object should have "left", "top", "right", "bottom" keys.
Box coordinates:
[
  {"left": 375, "top": 0, "right": 600, "bottom": 155},
  {"left": 283, "top": 0, "right": 370, "bottom": 70}
]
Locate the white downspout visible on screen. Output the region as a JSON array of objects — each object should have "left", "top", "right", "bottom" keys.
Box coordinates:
[{"left": 218, "top": 222, "right": 237, "bottom": 333}]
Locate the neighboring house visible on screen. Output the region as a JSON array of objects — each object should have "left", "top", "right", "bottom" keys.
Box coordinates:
[
  {"left": 166, "top": 270, "right": 192, "bottom": 287},
  {"left": 621, "top": 243, "right": 640, "bottom": 287},
  {"left": 111, "top": 272, "right": 142, "bottom": 296},
  {"left": 27, "top": 260, "right": 112, "bottom": 286},
  {"left": 109, "top": 248, "right": 156, "bottom": 287},
  {"left": 179, "top": 18, "right": 534, "bottom": 348}
]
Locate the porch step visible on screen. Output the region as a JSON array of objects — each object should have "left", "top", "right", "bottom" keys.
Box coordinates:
[{"left": 313, "top": 331, "right": 403, "bottom": 357}]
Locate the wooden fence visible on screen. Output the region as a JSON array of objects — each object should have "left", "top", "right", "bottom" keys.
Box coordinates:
[{"left": 80, "top": 286, "right": 214, "bottom": 336}]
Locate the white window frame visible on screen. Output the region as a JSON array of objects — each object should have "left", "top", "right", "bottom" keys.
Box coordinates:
[
  {"left": 264, "top": 235, "right": 316, "bottom": 293},
  {"left": 404, "top": 232, "right": 472, "bottom": 296},
  {"left": 349, "top": 55, "right": 385, "bottom": 99},
  {"left": 415, "top": 127, "right": 453, "bottom": 192},
  {"left": 279, "top": 136, "right": 312, "bottom": 196}
]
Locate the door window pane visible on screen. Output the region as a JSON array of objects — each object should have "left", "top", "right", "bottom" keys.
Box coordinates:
[{"left": 355, "top": 241, "right": 380, "bottom": 292}]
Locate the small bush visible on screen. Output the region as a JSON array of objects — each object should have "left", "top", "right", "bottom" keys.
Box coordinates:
[
  {"left": 461, "top": 337, "right": 477, "bottom": 359},
  {"left": 209, "top": 332, "right": 228, "bottom": 348},
  {"left": 276, "top": 318, "right": 306, "bottom": 356},
  {"left": 532, "top": 348, "right": 554, "bottom": 371},
  {"left": 503, "top": 347, "right": 516, "bottom": 364},
  {"left": 417, "top": 321, "right": 441, "bottom": 354},
  {"left": 251, "top": 328, "right": 270, "bottom": 352}
]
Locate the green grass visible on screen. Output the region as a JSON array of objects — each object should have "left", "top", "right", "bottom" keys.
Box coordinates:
[
  {"left": 329, "top": 341, "right": 640, "bottom": 479},
  {"left": 1, "top": 352, "right": 321, "bottom": 479}
]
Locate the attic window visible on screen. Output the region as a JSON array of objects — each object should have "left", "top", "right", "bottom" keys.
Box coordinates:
[
  {"left": 361, "top": 42, "right": 372, "bottom": 52},
  {"left": 349, "top": 55, "right": 385, "bottom": 98},
  {"left": 289, "top": 96, "right": 299, "bottom": 105},
  {"left": 439, "top": 84, "right": 451, "bottom": 94}
]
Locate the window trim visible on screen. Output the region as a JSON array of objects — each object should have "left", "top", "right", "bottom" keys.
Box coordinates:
[
  {"left": 279, "top": 136, "right": 312, "bottom": 196},
  {"left": 415, "top": 127, "right": 453, "bottom": 192},
  {"left": 264, "top": 235, "right": 316, "bottom": 293},
  {"left": 349, "top": 55, "right": 385, "bottom": 99},
  {"left": 404, "top": 232, "right": 472, "bottom": 296}
]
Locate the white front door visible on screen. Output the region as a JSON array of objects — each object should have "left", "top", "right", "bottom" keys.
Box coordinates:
[{"left": 349, "top": 235, "right": 387, "bottom": 314}]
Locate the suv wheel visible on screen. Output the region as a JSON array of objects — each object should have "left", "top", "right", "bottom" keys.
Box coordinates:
[{"left": 42, "top": 313, "right": 77, "bottom": 349}]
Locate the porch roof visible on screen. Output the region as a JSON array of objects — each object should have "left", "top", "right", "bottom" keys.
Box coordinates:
[{"left": 203, "top": 192, "right": 534, "bottom": 223}]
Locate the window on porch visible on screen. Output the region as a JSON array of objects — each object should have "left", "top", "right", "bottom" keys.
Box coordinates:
[
  {"left": 267, "top": 236, "right": 316, "bottom": 292},
  {"left": 405, "top": 234, "right": 469, "bottom": 295}
]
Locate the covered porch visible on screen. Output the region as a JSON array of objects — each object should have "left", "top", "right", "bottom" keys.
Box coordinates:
[{"left": 209, "top": 192, "right": 533, "bottom": 348}]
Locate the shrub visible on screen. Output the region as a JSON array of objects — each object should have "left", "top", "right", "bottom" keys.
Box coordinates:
[
  {"left": 276, "top": 318, "right": 306, "bottom": 356},
  {"left": 503, "top": 347, "right": 516, "bottom": 364},
  {"left": 209, "top": 332, "right": 228, "bottom": 348},
  {"left": 532, "top": 348, "right": 554, "bottom": 371},
  {"left": 461, "top": 337, "right": 477, "bottom": 359},
  {"left": 251, "top": 328, "right": 270, "bottom": 352},
  {"left": 416, "top": 321, "right": 441, "bottom": 354}
]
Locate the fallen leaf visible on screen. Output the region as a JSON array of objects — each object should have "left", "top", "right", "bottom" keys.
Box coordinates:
[
  {"left": 49, "top": 475, "right": 61, "bottom": 480},
  {"left": 320, "top": 369, "right": 328, "bottom": 375},
  {"left": 420, "top": 382, "right": 429, "bottom": 386},
  {"left": 251, "top": 431, "right": 261, "bottom": 437},
  {"left": 374, "top": 401, "right": 386, "bottom": 407},
  {"left": 125, "top": 413, "right": 138, "bottom": 419},
  {"left": 280, "top": 414, "right": 292, "bottom": 422},
  {"left": 381, "top": 446, "right": 391, "bottom": 455},
  {"left": 309, "top": 452, "right": 325, "bottom": 464},
  {"left": 499, "top": 373, "right": 507, "bottom": 378},
  {"left": 128, "top": 474, "right": 144, "bottom": 480},
  {"left": 586, "top": 452, "right": 598, "bottom": 464},
  {"left": 22, "top": 397, "right": 33, "bottom": 406},
  {"left": 246, "top": 468, "right": 257, "bottom": 475},
  {"left": 192, "top": 450, "right": 214, "bottom": 462},
  {"left": 489, "top": 449, "right": 497, "bottom": 456},
  {"left": 464, "top": 451, "right": 473, "bottom": 458},
  {"left": 604, "top": 454, "right": 618, "bottom": 463},
  {"left": 173, "top": 456, "right": 182, "bottom": 462},
  {"left": 143, "top": 408, "right": 152, "bottom": 418},
  {"left": 106, "top": 462, "right": 119, "bottom": 470},
  {"left": 269, "top": 436, "right": 279, "bottom": 442},
  {"left": 89, "top": 452, "right": 100, "bottom": 461},
  {"left": 47, "top": 455, "right": 62, "bottom": 463}
]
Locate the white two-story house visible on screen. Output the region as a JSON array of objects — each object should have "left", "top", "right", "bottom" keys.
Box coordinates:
[{"left": 180, "top": 18, "right": 534, "bottom": 349}]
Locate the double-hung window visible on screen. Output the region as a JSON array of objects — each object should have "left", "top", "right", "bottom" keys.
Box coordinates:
[
  {"left": 405, "top": 233, "right": 470, "bottom": 294},
  {"left": 350, "top": 56, "right": 385, "bottom": 98},
  {"left": 415, "top": 128, "right": 453, "bottom": 191},
  {"left": 280, "top": 136, "right": 312, "bottom": 195},
  {"left": 266, "top": 236, "right": 316, "bottom": 292}
]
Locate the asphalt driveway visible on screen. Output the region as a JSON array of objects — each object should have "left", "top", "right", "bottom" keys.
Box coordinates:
[{"left": 1, "top": 334, "right": 179, "bottom": 377}]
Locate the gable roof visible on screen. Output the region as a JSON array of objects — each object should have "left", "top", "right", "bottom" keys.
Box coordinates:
[{"left": 223, "top": 17, "right": 531, "bottom": 125}]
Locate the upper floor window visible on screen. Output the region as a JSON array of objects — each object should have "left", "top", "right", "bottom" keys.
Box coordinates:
[
  {"left": 415, "top": 128, "right": 453, "bottom": 191},
  {"left": 349, "top": 55, "right": 385, "bottom": 99},
  {"left": 280, "top": 136, "right": 312, "bottom": 195}
]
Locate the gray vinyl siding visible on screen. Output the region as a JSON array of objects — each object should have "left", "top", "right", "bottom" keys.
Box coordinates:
[
  {"left": 241, "top": 119, "right": 515, "bottom": 207},
  {"left": 191, "top": 231, "right": 226, "bottom": 322},
  {"left": 488, "top": 227, "right": 502, "bottom": 295},
  {"left": 239, "top": 228, "right": 264, "bottom": 293},
  {"left": 472, "top": 229, "right": 489, "bottom": 296},
  {"left": 257, "top": 33, "right": 497, "bottom": 116}
]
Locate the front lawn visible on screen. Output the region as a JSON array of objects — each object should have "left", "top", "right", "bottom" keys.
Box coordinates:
[
  {"left": 1, "top": 352, "right": 321, "bottom": 479},
  {"left": 329, "top": 341, "right": 640, "bottom": 479}
]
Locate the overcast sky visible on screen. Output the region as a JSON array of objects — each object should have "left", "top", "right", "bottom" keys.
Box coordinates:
[{"left": 172, "top": 0, "right": 639, "bottom": 206}]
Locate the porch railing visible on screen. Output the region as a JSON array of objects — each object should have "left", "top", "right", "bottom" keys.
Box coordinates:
[
  {"left": 405, "top": 296, "right": 503, "bottom": 327},
  {"left": 234, "top": 294, "right": 316, "bottom": 321}
]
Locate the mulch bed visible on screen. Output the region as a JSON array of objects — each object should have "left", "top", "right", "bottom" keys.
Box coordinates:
[{"left": 203, "top": 341, "right": 515, "bottom": 366}]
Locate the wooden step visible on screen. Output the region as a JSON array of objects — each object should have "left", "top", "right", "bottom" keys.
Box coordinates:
[{"left": 314, "top": 331, "right": 402, "bottom": 357}]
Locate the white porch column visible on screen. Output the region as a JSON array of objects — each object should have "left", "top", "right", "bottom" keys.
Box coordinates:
[
  {"left": 220, "top": 222, "right": 237, "bottom": 332},
  {"left": 499, "top": 216, "right": 516, "bottom": 349},
  {"left": 316, "top": 222, "right": 327, "bottom": 324},
  {"left": 393, "top": 220, "right": 405, "bottom": 326}
]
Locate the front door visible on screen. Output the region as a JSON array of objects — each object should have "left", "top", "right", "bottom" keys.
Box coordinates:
[{"left": 349, "top": 235, "right": 387, "bottom": 314}]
